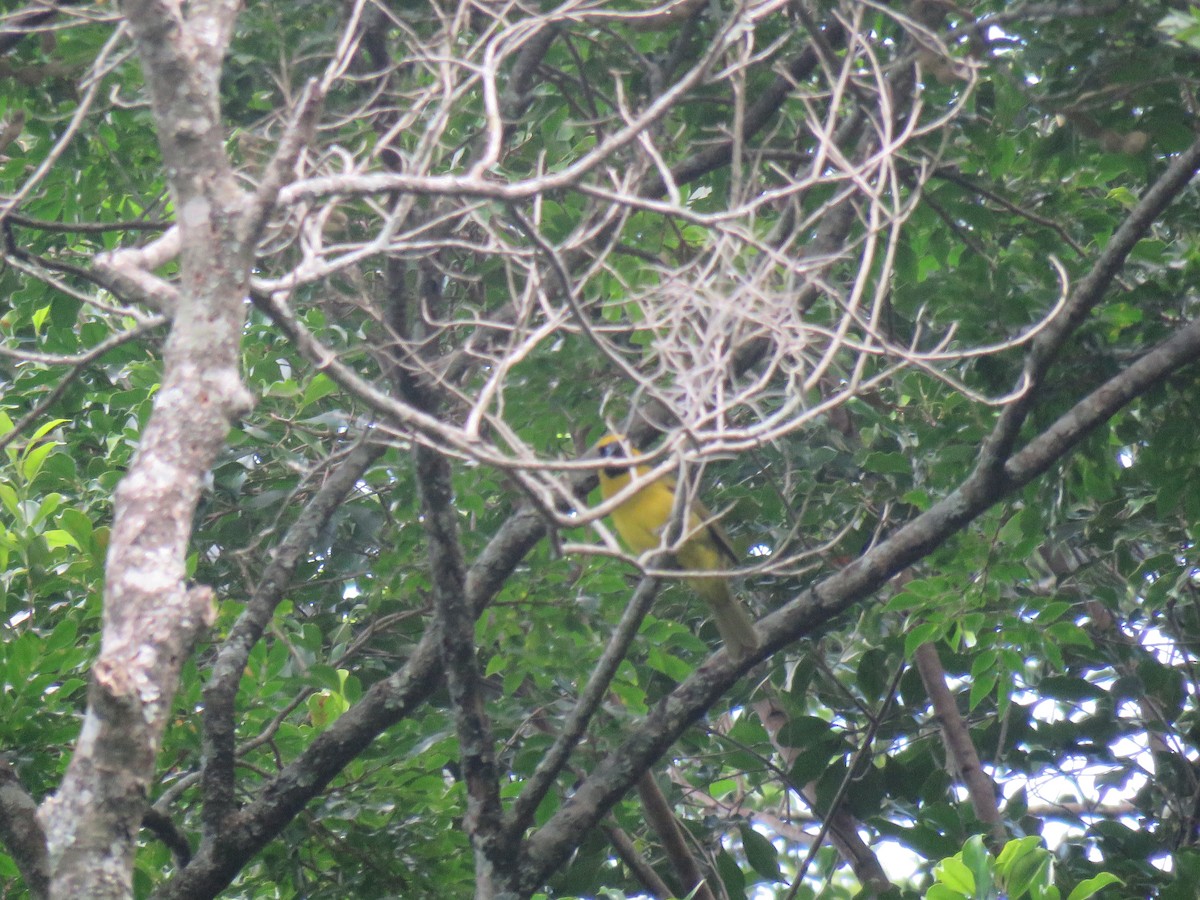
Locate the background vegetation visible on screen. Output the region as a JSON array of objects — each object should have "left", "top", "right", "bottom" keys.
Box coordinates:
[{"left": 3, "top": 1, "right": 1200, "bottom": 898}]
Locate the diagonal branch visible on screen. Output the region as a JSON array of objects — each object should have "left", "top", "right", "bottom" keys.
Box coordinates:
[
  {"left": 199, "top": 436, "right": 383, "bottom": 835},
  {"left": 976, "top": 135, "right": 1200, "bottom": 476},
  {"left": 637, "top": 771, "right": 717, "bottom": 900},
  {"left": 603, "top": 822, "right": 674, "bottom": 899},
  {"left": 913, "top": 641, "right": 1007, "bottom": 847},
  {"left": 515, "top": 314, "right": 1200, "bottom": 892},
  {"left": 752, "top": 699, "right": 892, "bottom": 893},
  {"left": 506, "top": 575, "right": 662, "bottom": 836}
]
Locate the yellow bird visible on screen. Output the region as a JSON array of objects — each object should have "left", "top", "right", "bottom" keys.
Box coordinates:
[{"left": 595, "top": 434, "right": 760, "bottom": 660}]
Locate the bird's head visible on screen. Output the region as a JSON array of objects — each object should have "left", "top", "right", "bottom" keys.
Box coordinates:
[{"left": 595, "top": 434, "right": 634, "bottom": 483}]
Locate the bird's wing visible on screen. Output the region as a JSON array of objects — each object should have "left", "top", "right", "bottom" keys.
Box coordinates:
[
  {"left": 682, "top": 491, "right": 738, "bottom": 567},
  {"left": 654, "top": 474, "right": 740, "bottom": 567},
  {"left": 699, "top": 502, "right": 740, "bottom": 566}
]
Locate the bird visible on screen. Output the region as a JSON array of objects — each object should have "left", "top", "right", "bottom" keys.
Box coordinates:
[{"left": 594, "top": 434, "right": 760, "bottom": 660}]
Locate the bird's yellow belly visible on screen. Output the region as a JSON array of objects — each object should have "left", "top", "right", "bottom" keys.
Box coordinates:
[{"left": 609, "top": 489, "right": 668, "bottom": 552}]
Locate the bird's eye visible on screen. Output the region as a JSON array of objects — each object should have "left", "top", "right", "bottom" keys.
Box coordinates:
[{"left": 600, "top": 439, "right": 627, "bottom": 458}]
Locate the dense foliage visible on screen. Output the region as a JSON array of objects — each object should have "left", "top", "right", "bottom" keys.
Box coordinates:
[{"left": 3, "top": 1, "right": 1200, "bottom": 898}]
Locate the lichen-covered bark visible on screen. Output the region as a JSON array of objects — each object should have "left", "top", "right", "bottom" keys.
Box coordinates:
[{"left": 37, "top": 2, "right": 255, "bottom": 896}]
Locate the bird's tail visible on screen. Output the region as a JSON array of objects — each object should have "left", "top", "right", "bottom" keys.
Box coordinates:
[{"left": 689, "top": 576, "right": 760, "bottom": 661}]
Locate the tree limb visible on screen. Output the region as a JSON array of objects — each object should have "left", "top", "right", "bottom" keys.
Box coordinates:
[
  {"left": 637, "top": 771, "right": 717, "bottom": 900},
  {"left": 976, "top": 135, "right": 1200, "bottom": 475},
  {"left": 913, "top": 641, "right": 1007, "bottom": 847},
  {"left": 0, "top": 760, "right": 48, "bottom": 900},
  {"left": 516, "top": 314, "right": 1200, "bottom": 892},
  {"left": 603, "top": 822, "right": 673, "bottom": 899},
  {"left": 199, "top": 436, "right": 383, "bottom": 834},
  {"left": 416, "top": 440, "right": 510, "bottom": 892}
]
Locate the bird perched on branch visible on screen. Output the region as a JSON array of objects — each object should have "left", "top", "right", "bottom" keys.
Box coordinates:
[{"left": 595, "top": 434, "right": 760, "bottom": 660}]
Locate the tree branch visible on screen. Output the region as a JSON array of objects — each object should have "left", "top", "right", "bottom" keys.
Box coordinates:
[
  {"left": 752, "top": 699, "right": 892, "bottom": 893},
  {"left": 141, "top": 806, "right": 193, "bottom": 868},
  {"left": 416, "top": 441, "right": 510, "bottom": 892},
  {"left": 976, "top": 135, "right": 1200, "bottom": 475},
  {"left": 199, "top": 436, "right": 383, "bottom": 834},
  {"left": 38, "top": 1, "right": 251, "bottom": 894},
  {"left": 507, "top": 575, "right": 662, "bottom": 836},
  {"left": 0, "top": 760, "right": 48, "bottom": 900},
  {"left": 637, "top": 771, "right": 716, "bottom": 900},
  {"left": 913, "top": 641, "right": 1007, "bottom": 847},
  {"left": 157, "top": 502, "right": 552, "bottom": 898},
  {"left": 516, "top": 314, "right": 1200, "bottom": 892},
  {"left": 603, "top": 822, "right": 673, "bottom": 899}
]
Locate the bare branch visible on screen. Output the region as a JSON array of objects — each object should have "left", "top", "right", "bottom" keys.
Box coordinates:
[
  {"left": 977, "top": 134, "right": 1200, "bottom": 476},
  {"left": 416, "top": 438, "right": 510, "bottom": 890},
  {"left": 637, "top": 771, "right": 717, "bottom": 900},
  {"left": 913, "top": 642, "right": 1007, "bottom": 847},
  {"left": 199, "top": 437, "right": 383, "bottom": 834},
  {"left": 603, "top": 822, "right": 674, "bottom": 899},
  {"left": 507, "top": 575, "right": 662, "bottom": 836},
  {"left": 517, "top": 314, "right": 1200, "bottom": 892}
]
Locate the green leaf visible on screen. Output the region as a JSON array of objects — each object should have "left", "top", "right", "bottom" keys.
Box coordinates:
[
  {"left": 264, "top": 379, "right": 300, "bottom": 398},
  {"left": 861, "top": 451, "right": 913, "bottom": 475},
  {"left": 33, "top": 492, "right": 63, "bottom": 525},
  {"left": 0, "top": 483, "right": 20, "bottom": 518},
  {"left": 45, "top": 619, "right": 79, "bottom": 654},
  {"left": 307, "top": 689, "right": 348, "bottom": 727},
  {"left": 934, "top": 856, "right": 975, "bottom": 894},
  {"left": 962, "top": 835, "right": 994, "bottom": 898},
  {"left": 301, "top": 373, "right": 338, "bottom": 409},
  {"left": 776, "top": 716, "right": 836, "bottom": 746},
  {"left": 926, "top": 885, "right": 970, "bottom": 900},
  {"left": 969, "top": 670, "right": 998, "bottom": 711},
  {"left": 645, "top": 646, "right": 693, "bottom": 682},
  {"left": 31, "top": 304, "right": 50, "bottom": 335},
  {"left": 58, "top": 507, "right": 93, "bottom": 548},
  {"left": 996, "top": 508, "right": 1030, "bottom": 548},
  {"left": 1004, "top": 848, "right": 1052, "bottom": 900},
  {"left": 26, "top": 418, "right": 70, "bottom": 444},
  {"left": 43, "top": 529, "right": 81, "bottom": 550},
  {"left": 21, "top": 440, "right": 60, "bottom": 482},
  {"left": 905, "top": 622, "right": 943, "bottom": 658},
  {"left": 8, "top": 633, "right": 39, "bottom": 678},
  {"left": 713, "top": 848, "right": 746, "bottom": 899},
  {"left": 739, "top": 825, "right": 782, "bottom": 882},
  {"left": 1066, "top": 873, "right": 1122, "bottom": 900},
  {"left": 1035, "top": 601, "right": 1072, "bottom": 624},
  {"left": 996, "top": 836, "right": 1043, "bottom": 877},
  {"left": 308, "top": 664, "right": 344, "bottom": 694}
]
